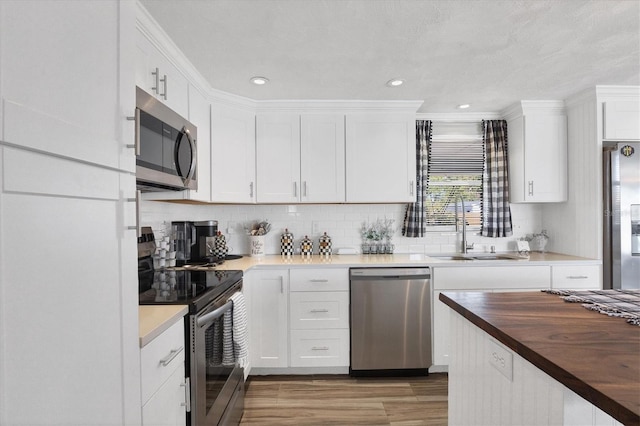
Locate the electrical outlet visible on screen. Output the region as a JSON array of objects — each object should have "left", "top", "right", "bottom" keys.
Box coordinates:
[{"left": 312, "top": 221, "right": 319, "bottom": 235}]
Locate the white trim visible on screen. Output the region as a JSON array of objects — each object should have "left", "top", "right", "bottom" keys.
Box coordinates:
[
  {"left": 255, "top": 99, "right": 423, "bottom": 113},
  {"left": 417, "top": 112, "right": 501, "bottom": 122},
  {"left": 501, "top": 100, "right": 566, "bottom": 121}
]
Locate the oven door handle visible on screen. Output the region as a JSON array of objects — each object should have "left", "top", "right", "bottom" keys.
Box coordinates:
[{"left": 197, "top": 300, "right": 233, "bottom": 328}]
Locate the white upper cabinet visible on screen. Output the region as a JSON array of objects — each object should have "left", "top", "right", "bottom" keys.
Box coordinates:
[
  {"left": 135, "top": 26, "right": 189, "bottom": 119},
  {"left": 186, "top": 85, "right": 212, "bottom": 202},
  {"left": 345, "top": 113, "right": 416, "bottom": 203},
  {"left": 505, "top": 101, "right": 568, "bottom": 203},
  {"left": 0, "top": 0, "right": 135, "bottom": 172},
  {"left": 300, "top": 114, "right": 346, "bottom": 203},
  {"left": 603, "top": 100, "right": 640, "bottom": 140},
  {"left": 211, "top": 104, "right": 256, "bottom": 203},
  {"left": 256, "top": 113, "right": 346, "bottom": 203},
  {"left": 256, "top": 113, "right": 301, "bottom": 203}
]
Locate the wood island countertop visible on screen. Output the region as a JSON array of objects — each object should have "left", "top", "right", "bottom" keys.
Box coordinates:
[{"left": 439, "top": 291, "right": 640, "bottom": 425}]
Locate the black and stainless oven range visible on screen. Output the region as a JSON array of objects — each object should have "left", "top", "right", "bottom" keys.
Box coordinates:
[{"left": 139, "top": 262, "right": 245, "bottom": 426}]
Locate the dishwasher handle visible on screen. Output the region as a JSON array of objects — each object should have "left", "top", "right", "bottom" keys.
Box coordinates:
[{"left": 350, "top": 267, "right": 430, "bottom": 280}]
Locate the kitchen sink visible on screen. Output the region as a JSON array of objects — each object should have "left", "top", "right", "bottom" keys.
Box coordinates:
[{"left": 429, "top": 253, "right": 527, "bottom": 261}]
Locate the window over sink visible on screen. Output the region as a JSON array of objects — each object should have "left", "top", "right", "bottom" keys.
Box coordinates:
[{"left": 425, "top": 122, "right": 483, "bottom": 230}]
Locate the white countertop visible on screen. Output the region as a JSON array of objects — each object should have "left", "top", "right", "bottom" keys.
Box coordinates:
[
  {"left": 139, "top": 305, "right": 188, "bottom": 348},
  {"left": 214, "top": 252, "right": 600, "bottom": 271}
]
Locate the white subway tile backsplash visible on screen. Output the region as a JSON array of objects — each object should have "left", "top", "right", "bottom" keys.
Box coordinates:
[{"left": 140, "top": 201, "right": 542, "bottom": 255}]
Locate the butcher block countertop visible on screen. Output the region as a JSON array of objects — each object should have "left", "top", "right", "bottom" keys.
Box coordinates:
[{"left": 439, "top": 291, "right": 640, "bottom": 425}]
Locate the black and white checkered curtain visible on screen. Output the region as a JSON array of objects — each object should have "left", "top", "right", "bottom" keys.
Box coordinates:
[
  {"left": 481, "top": 120, "right": 513, "bottom": 237},
  {"left": 402, "top": 120, "right": 431, "bottom": 237}
]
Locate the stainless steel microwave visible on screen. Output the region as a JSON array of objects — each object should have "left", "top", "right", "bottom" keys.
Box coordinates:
[{"left": 135, "top": 86, "right": 197, "bottom": 191}]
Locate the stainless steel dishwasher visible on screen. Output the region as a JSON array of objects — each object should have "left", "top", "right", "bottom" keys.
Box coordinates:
[{"left": 350, "top": 267, "right": 432, "bottom": 375}]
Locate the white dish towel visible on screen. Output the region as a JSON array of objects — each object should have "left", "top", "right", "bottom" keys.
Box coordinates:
[{"left": 221, "top": 292, "right": 248, "bottom": 367}]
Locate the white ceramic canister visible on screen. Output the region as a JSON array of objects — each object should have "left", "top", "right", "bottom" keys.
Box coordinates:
[{"left": 249, "top": 235, "right": 265, "bottom": 257}]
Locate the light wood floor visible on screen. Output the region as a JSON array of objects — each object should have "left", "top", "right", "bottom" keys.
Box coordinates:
[{"left": 240, "top": 373, "right": 448, "bottom": 425}]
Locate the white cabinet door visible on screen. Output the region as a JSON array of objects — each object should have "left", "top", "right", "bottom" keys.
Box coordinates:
[
  {"left": 211, "top": 104, "right": 256, "bottom": 203},
  {"left": 0, "top": 0, "right": 135, "bottom": 172},
  {"left": 141, "top": 319, "right": 186, "bottom": 426},
  {"left": 135, "top": 27, "right": 189, "bottom": 118},
  {"left": 603, "top": 101, "right": 640, "bottom": 140},
  {"left": 0, "top": 2, "right": 140, "bottom": 425},
  {"left": 300, "top": 114, "right": 345, "bottom": 202},
  {"left": 345, "top": 113, "right": 416, "bottom": 202},
  {"left": 508, "top": 109, "right": 568, "bottom": 203},
  {"left": 142, "top": 366, "right": 187, "bottom": 426},
  {"left": 247, "top": 269, "right": 289, "bottom": 368},
  {"left": 256, "top": 113, "right": 301, "bottom": 203}
]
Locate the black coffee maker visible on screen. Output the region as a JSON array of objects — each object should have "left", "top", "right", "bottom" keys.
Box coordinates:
[{"left": 171, "top": 220, "right": 218, "bottom": 265}]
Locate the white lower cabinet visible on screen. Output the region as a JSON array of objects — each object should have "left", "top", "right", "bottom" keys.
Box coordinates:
[
  {"left": 141, "top": 319, "right": 187, "bottom": 426},
  {"left": 432, "top": 265, "right": 551, "bottom": 368},
  {"left": 551, "top": 264, "right": 601, "bottom": 289},
  {"left": 247, "top": 268, "right": 350, "bottom": 372},
  {"left": 246, "top": 269, "right": 290, "bottom": 368},
  {"left": 290, "top": 329, "right": 350, "bottom": 367}
]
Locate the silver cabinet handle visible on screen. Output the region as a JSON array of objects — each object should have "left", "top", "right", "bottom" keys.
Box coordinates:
[
  {"left": 303, "top": 181, "right": 307, "bottom": 197},
  {"left": 280, "top": 276, "right": 284, "bottom": 294},
  {"left": 159, "top": 346, "right": 184, "bottom": 367},
  {"left": 309, "top": 279, "right": 329, "bottom": 283},
  {"left": 310, "top": 309, "right": 329, "bottom": 313},
  {"left": 152, "top": 67, "right": 160, "bottom": 95},
  {"left": 528, "top": 181, "right": 534, "bottom": 196},
  {"left": 181, "top": 377, "right": 191, "bottom": 412},
  {"left": 249, "top": 182, "right": 254, "bottom": 198},
  {"left": 410, "top": 180, "right": 414, "bottom": 196},
  {"left": 311, "top": 346, "right": 329, "bottom": 351},
  {"left": 125, "top": 108, "right": 140, "bottom": 155},
  {"left": 293, "top": 182, "right": 298, "bottom": 198},
  {"left": 567, "top": 275, "right": 589, "bottom": 279},
  {"left": 160, "top": 74, "right": 167, "bottom": 100}
]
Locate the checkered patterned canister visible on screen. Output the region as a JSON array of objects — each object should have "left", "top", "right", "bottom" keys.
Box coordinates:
[
  {"left": 300, "top": 235, "right": 313, "bottom": 256},
  {"left": 280, "top": 229, "right": 294, "bottom": 256},
  {"left": 318, "top": 232, "right": 332, "bottom": 256},
  {"left": 212, "top": 231, "right": 228, "bottom": 260}
]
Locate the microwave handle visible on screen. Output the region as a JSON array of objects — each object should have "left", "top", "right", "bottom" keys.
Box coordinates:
[{"left": 184, "top": 128, "right": 197, "bottom": 182}]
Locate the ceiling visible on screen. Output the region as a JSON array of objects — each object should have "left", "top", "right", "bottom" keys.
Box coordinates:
[{"left": 140, "top": 0, "right": 640, "bottom": 114}]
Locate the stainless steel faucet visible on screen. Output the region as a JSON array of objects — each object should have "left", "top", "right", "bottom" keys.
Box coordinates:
[{"left": 454, "top": 196, "right": 474, "bottom": 254}]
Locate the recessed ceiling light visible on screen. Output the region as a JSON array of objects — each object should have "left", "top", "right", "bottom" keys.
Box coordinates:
[
  {"left": 386, "top": 79, "right": 404, "bottom": 87},
  {"left": 250, "top": 76, "right": 269, "bottom": 85},
  {"left": 457, "top": 104, "right": 471, "bottom": 109}
]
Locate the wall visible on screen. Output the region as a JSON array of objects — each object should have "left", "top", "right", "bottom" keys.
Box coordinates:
[{"left": 140, "top": 200, "right": 542, "bottom": 255}]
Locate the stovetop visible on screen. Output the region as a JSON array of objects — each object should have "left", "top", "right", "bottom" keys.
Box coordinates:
[{"left": 139, "top": 265, "right": 242, "bottom": 313}]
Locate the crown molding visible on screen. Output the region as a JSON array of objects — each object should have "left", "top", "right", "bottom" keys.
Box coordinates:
[
  {"left": 254, "top": 99, "right": 424, "bottom": 113},
  {"left": 500, "top": 100, "right": 566, "bottom": 121},
  {"left": 416, "top": 112, "right": 501, "bottom": 122}
]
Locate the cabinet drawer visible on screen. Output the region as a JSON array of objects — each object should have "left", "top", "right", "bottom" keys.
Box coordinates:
[
  {"left": 552, "top": 265, "right": 600, "bottom": 289},
  {"left": 290, "top": 268, "right": 348, "bottom": 292},
  {"left": 290, "top": 329, "right": 350, "bottom": 367},
  {"left": 290, "top": 291, "right": 349, "bottom": 329},
  {"left": 433, "top": 266, "right": 550, "bottom": 290},
  {"left": 141, "top": 319, "right": 185, "bottom": 404}
]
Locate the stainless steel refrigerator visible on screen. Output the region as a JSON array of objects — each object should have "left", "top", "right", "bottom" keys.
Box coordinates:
[{"left": 603, "top": 142, "right": 640, "bottom": 289}]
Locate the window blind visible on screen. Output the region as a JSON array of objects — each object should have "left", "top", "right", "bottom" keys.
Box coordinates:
[{"left": 425, "top": 122, "right": 483, "bottom": 227}]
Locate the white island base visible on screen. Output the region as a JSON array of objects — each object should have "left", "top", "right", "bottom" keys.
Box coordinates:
[{"left": 448, "top": 310, "right": 623, "bottom": 426}]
